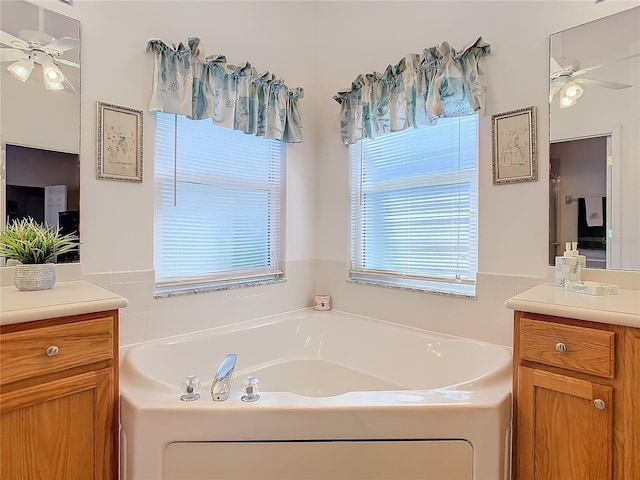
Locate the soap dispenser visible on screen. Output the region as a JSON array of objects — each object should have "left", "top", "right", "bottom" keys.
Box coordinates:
[
  {"left": 555, "top": 242, "right": 581, "bottom": 287},
  {"left": 570, "top": 241, "right": 587, "bottom": 268}
]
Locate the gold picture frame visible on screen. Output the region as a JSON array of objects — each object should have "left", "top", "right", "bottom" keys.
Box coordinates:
[
  {"left": 491, "top": 106, "right": 537, "bottom": 185},
  {"left": 97, "top": 101, "right": 143, "bottom": 182}
]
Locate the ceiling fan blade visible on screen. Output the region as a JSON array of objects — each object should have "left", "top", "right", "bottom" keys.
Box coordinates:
[
  {"left": 63, "top": 77, "right": 77, "bottom": 94},
  {"left": 573, "top": 52, "right": 640, "bottom": 77},
  {"left": 574, "top": 78, "right": 632, "bottom": 89},
  {"left": 550, "top": 56, "right": 563, "bottom": 74},
  {"left": 43, "top": 37, "right": 79, "bottom": 54},
  {"left": 0, "top": 30, "right": 28, "bottom": 50},
  {"left": 0, "top": 48, "right": 28, "bottom": 62},
  {"left": 55, "top": 58, "right": 79, "bottom": 68}
]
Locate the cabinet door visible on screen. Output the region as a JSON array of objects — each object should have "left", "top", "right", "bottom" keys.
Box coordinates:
[
  {"left": 516, "top": 366, "right": 613, "bottom": 480},
  {"left": 1, "top": 368, "right": 115, "bottom": 480}
]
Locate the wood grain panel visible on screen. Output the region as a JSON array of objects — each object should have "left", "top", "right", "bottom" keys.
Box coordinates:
[
  {"left": 534, "top": 382, "right": 612, "bottom": 480},
  {"left": 0, "top": 317, "right": 113, "bottom": 385},
  {"left": 1, "top": 378, "right": 95, "bottom": 479},
  {"left": 520, "top": 317, "right": 615, "bottom": 378},
  {"left": 517, "top": 366, "right": 613, "bottom": 480}
]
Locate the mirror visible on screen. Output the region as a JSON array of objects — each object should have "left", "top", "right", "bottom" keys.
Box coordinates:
[
  {"left": 0, "top": 0, "right": 80, "bottom": 263},
  {"left": 549, "top": 7, "right": 639, "bottom": 271}
]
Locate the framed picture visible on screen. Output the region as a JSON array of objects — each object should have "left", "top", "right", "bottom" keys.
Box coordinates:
[
  {"left": 97, "top": 102, "right": 143, "bottom": 182},
  {"left": 491, "top": 106, "right": 537, "bottom": 185}
]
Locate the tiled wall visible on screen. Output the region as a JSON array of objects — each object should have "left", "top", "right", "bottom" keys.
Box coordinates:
[
  {"left": 315, "top": 261, "right": 547, "bottom": 346},
  {"left": 315, "top": 262, "right": 640, "bottom": 347},
  {"left": 86, "top": 262, "right": 640, "bottom": 348},
  {"left": 83, "top": 259, "right": 315, "bottom": 347}
]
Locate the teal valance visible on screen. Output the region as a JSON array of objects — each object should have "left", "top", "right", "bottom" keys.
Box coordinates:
[
  {"left": 147, "top": 38, "right": 304, "bottom": 143},
  {"left": 334, "top": 37, "right": 490, "bottom": 145}
]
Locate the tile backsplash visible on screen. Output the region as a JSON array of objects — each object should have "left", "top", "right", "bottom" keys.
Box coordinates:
[{"left": 82, "top": 260, "right": 315, "bottom": 347}]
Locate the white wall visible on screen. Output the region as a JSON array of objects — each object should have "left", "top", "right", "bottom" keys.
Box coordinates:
[{"left": 14, "top": 0, "right": 639, "bottom": 347}]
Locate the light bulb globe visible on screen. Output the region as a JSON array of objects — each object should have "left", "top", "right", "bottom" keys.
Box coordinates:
[{"left": 7, "top": 59, "right": 34, "bottom": 82}]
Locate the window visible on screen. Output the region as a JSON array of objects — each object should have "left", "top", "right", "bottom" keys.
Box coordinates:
[
  {"left": 349, "top": 115, "right": 478, "bottom": 296},
  {"left": 154, "top": 113, "right": 285, "bottom": 295}
]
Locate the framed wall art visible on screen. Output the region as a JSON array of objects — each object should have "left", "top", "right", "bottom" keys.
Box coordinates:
[
  {"left": 491, "top": 106, "right": 537, "bottom": 185},
  {"left": 97, "top": 101, "right": 143, "bottom": 182}
]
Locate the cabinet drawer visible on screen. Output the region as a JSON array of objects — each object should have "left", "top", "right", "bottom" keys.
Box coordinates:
[
  {"left": 0, "top": 317, "right": 113, "bottom": 385},
  {"left": 519, "top": 318, "right": 615, "bottom": 378}
]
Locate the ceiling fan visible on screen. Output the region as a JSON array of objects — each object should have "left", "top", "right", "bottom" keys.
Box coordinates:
[
  {"left": 549, "top": 53, "right": 639, "bottom": 108},
  {"left": 0, "top": 29, "right": 79, "bottom": 92}
]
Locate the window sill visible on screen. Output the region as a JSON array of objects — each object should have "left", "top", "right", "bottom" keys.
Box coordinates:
[
  {"left": 155, "top": 277, "right": 286, "bottom": 298},
  {"left": 347, "top": 277, "right": 476, "bottom": 299}
]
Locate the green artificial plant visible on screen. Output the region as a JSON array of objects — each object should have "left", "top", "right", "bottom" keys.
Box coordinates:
[{"left": 0, "top": 217, "right": 79, "bottom": 264}]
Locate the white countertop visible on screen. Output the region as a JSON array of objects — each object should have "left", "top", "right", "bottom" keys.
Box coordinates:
[
  {"left": 0, "top": 280, "right": 128, "bottom": 326},
  {"left": 505, "top": 283, "right": 640, "bottom": 329}
]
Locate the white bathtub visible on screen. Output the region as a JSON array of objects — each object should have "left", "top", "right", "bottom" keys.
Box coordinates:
[{"left": 120, "top": 309, "right": 512, "bottom": 480}]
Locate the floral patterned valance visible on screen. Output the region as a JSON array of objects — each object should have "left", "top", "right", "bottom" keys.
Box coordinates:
[
  {"left": 334, "top": 37, "right": 490, "bottom": 145},
  {"left": 147, "top": 38, "right": 304, "bottom": 143}
]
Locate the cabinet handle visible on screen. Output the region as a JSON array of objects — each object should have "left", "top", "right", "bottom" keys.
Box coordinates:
[
  {"left": 45, "top": 345, "right": 59, "bottom": 357},
  {"left": 555, "top": 342, "right": 567, "bottom": 353},
  {"left": 593, "top": 399, "right": 606, "bottom": 410}
]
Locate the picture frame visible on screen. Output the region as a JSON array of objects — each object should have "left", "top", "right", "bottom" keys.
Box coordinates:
[
  {"left": 97, "top": 101, "right": 143, "bottom": 182},
  {"left": 491, "top": 106, "right": 537, "bottom": 185}
]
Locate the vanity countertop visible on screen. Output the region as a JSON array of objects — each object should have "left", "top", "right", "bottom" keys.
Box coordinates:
[
  {"left": 0, "top": 280, "right": 128, "bottom": 326},
  {"left": 505, "top": 282, "right": 640, "bottom": 329}
]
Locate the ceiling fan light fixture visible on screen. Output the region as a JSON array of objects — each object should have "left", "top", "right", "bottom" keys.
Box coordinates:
[
  {"left": 41, "top": 61, "right": 64, "bottom": 82},
  {"left": 7, "top": 58, "right": 34, "bottom": 82},
  {"left": 43, "top": 78, "right": 65, "bottom": 91},
  {"left": 559, "top": 94, "right": 577, "bottom": 109},
  {"left": 562, "top": 81, "right": 584, "bottom": 100}
]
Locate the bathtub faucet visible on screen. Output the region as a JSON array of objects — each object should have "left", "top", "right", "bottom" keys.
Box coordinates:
[{"left": 211, "top": 353, "right": 237, "bottom": 401}]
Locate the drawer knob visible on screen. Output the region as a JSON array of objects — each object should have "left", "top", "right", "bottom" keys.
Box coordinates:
[
  {"left": 555, "top": 342, "right": 567, "bottom": 353},
  {"left": 593, "top": 399, "right": 607, "bottom": 410},
  {"left": 45, "top": 345, "right": 59, "bottom": 357}
]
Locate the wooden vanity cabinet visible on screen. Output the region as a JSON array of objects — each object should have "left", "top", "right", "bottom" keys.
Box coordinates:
[
  {"left": 512, "top": 311, "right": 640, "bottom": 480},
  {"left": 0, "top": 310, "right": 119, "bottom": 480}
]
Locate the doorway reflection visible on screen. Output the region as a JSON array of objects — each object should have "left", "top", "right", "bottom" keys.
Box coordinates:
[
  {"left": 549, "top": 136, "right": 608, "bottom": 269},
  {"left": 5, "top": 144, "right": 80, "bottom": 262}
]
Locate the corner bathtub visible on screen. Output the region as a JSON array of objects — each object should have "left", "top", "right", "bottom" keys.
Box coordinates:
[{"left": 119, "top": 309, "right": 512, "bottom": 480}]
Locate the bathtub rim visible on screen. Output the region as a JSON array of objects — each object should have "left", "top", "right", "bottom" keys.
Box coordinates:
[{"left": 120, "top": 307, "right": 512, "bottom": 409}]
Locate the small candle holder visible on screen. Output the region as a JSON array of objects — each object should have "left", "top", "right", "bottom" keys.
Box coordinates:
[{"left": 314, "top": 295, "right": 331, "bottom": 311}]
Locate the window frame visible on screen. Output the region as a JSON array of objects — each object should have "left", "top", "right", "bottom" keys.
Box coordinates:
[
  {"left": 153, "top": 113, "right": 286, "bottom": 297},
  {"left": 348, "top": 116, "right": 479, "bottom": 297}
]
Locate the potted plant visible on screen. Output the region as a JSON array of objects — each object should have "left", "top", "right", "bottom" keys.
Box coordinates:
[{"left": 0, "top": 217, "right": 80, "bottom": 291}]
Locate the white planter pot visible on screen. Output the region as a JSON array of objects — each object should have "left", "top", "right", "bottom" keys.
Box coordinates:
[{"left": 14, "top": 263, "right": 57, "bottom": 291}]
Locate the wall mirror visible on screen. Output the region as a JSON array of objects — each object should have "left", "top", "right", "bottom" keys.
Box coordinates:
[
  {"left": 0, "top": 0, "right": 80, "bottom": 263},
  {"left": 549, "top": 6, "right": 639, "bottom": 271}
]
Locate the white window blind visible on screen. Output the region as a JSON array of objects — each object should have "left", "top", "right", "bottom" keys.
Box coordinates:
[
  {"left": 349, "top": 115, "right": 478, "bottom": 296},
  {"left": 154, "top": 113, "right": 285, "bottom": 294}
]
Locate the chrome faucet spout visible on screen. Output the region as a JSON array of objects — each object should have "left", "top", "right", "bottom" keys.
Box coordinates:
[{"left": 211, "top": 353, "right": 237, "bottom": 401}]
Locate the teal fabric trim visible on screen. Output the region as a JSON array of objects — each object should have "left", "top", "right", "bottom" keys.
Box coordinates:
[
  {"left": 146, "top": 39, "right": 304, "bottom": 143},
  {"left": 334, "top": 37, "right": 490, "bottom": 145}
]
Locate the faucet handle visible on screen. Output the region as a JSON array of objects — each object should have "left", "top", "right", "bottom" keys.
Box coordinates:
[
  {"left": 241, "top": 376, "right": 260, "bottom": 402},
  {"left": 180, "top": 375, "right": 201, "bottom": 402}
]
